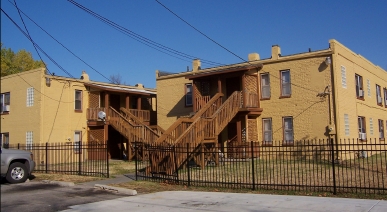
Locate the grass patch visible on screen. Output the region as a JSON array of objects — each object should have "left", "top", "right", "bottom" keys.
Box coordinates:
[
  {"left": 109, "top": 160, "right": 136, "bottom": 176},
  {"left": 31, "top": 173, "right": 104, "bottom": 183}
]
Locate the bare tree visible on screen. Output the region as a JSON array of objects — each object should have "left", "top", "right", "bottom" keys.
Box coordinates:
[{"left": 109, "top": 73, "right": 127, "bottom": 85}]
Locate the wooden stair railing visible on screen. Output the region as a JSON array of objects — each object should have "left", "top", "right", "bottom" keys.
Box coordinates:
[
  {"left": 148, "top": 91, "right": 242, "bottom": 175},
  {"left": 155, "top": 93, "right": 224, "bottom": 145},
  {"left": 120, "top": 107, "right": 160, "bottom": 141}
]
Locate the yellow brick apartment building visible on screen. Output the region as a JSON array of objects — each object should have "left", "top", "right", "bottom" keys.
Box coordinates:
[
  {"left": 1, "top": 68, "right": 157, "bottom": 159},
  {"left": 156, "top": 39, "right": 387, "bottom": 148}
]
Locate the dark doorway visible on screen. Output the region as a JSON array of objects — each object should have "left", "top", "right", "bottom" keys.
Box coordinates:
[
  {"left": 110, "top": 94, "right": 121, "bottom": 111},
  {"left": 226, "top": 77, "right": 241, "bottom": 97},
  {"left": 108, "top": 126, "right": 123, "bottom": 159}
]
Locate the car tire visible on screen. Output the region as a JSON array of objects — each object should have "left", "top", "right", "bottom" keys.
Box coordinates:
[{"left": 6, "top": 162, "right": 28, "bottom": 184}]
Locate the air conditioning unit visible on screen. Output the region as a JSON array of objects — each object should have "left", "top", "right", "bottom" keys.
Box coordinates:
[
  {"left": 358, "top": 132, "right": 367, "bottom": 140},
  {"left": 3, "top": 105, "right": 10, "bottom": 112},
  {"left": 377, "top": 96, "right": 382, "bottom": 103},
  {"left": 358, "top": 90, "right": 364, "bottom": 97}
]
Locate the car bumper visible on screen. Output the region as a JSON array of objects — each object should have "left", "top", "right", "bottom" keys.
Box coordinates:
[{"left": 29, "top": 160, "right": 36, "bottom": 174}]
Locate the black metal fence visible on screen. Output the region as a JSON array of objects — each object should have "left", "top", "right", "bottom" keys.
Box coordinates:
[
  {"left": 6, "top": 142, "right": 109, "bottom": 178},
  {"left": 136, "top": 138, "right": 386, "bottom": 195}
]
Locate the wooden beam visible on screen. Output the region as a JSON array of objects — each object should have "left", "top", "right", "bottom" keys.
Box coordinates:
[
  {"left": 125, "top": 94, "right": 130, "bottom": 110},
  {"left": 217, "top": 77, "right": 222, "bottom": 93}
]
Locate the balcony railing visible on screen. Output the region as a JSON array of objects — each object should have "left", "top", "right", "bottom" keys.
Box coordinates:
[{"left": 87, "top": 107, "right": 150, "bottom": 123}]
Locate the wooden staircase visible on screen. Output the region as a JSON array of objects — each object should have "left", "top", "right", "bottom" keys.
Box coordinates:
[
  {"left": 148, "top": 91, "right": 242, "bottom": 175},
  {"left": 108, "top": 107, "right": 160, "bottom": 160}
]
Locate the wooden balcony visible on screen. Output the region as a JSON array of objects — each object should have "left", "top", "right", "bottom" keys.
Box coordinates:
[{"left": 87, "top": 107, "right": 150, "bottom": 123}]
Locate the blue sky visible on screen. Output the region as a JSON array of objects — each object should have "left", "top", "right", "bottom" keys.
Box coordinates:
[{"left": 1, "top": 0, "right": 386, "bottom": 89}]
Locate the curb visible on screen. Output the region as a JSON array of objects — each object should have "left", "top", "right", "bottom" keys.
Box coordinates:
[
  {"left": 42, "top": 180, "right": 75, "bottom": 187},
  {"left": 94, "top": 184, "right": 137, "bottom": 196}
]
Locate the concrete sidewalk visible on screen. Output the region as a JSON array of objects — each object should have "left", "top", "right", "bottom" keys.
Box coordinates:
[{"left": 61, "top": 191, "right": 386, "bottom": 212}]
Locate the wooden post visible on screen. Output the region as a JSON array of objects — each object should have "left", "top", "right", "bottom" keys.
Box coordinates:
[
  {"left": 137, "top": 96, "right": 141, "bottom": 110},
  {"left": 217, "top": 77, "right": 222, "bottom": 93},
  {"left": 125, "top": 94, "right": 130, "bottom": 110},
  {"left": 237, "top": 117, "right": 242, "bottom": 143},
  {"left": 193, "top": 81, "right": 197, "bottom": 112},
  {"left": 241, "top": 75, "right": 246, "bottom": 108},
  {"left": 201, "top": 143, "right": 205, "bottom": 168}
]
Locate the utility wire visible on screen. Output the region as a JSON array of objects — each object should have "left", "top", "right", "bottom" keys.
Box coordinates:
[
  {"left": 155, "top": 0, "right": 247, "bottom": 63},
  {"left": 8, "top": 0, "right": 113, "bottom": 83},
  {"left": 67, "top": 0, "right": 225, "bottom": 67},
  {"left": 155, "top": 0, "right": 323, "bottom": 94}
]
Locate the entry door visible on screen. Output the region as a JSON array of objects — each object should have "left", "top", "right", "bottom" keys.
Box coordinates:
[{"left": 226, "top": 77, "right": 241, "bottom": 97}]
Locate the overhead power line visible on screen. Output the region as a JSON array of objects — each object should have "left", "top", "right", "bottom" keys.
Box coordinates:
[
  {"left": 67, "top": 0, "right": 225, "bottom": 67},
  {"left": 7, "top": 0, "right": 112, "bottom": 83}
]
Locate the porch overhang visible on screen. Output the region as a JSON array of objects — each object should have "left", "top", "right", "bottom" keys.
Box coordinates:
[
  {"left": 85, "top": 83, "right": 155, "bottom": 96},
  {"left": 186, "top": 64, "right": 263, "bottom": 80}
]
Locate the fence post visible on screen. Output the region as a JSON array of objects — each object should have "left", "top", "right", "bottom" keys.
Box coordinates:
[
  {"left": 174, "top": 145, "right": 179, "bottom": 183},
  {"left": 135, "top": 145, "right": 138, "bottom": 181},
  {"left": 330, "top": 138, "right": 337, "bottom": 195},
  {"left": 45, "top": 143, "right": 48, "bottom": 174},
  {"left": 251, "top": 141, "right": 255, "bottom": 190},
  {"left": 18, "top": 143, "right": 20, "bottom": 149},
  {"left": 187, "top": 143, "right": 191, "bottom": 187},
  {"left": 78, "top": 142, "right": 82, "bottom": 175},
  {"left": 106, "top": 142, "right": 110, "bottom": 178}
]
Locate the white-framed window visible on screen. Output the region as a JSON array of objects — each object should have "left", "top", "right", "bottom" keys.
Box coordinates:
[
  {"left": 384, "top": 88, "right": 387, "bottom": 106},
  {"left": 1, "top": 133, "right": 10, "bottom": 148},
  {"left": 341, "top": 66, "right": 347, "bottom": 88},
  {"left": 358, "top": 116, "right": 366, "bottom": 141},
  {"left": 376, "top": 84, "right": 382, "bottom": 105},
  {"left": 355, "top": 74, "right": 364, "bottom": 98},
  {"left": 283, "top": 117, "right": 294, "bottom": 143},
  {"left": 26, "top": 131, "right": 33, "bottom": 150},
  {"left": 280, "top": 70, "right": 291, "bottom": 97},
  {"left": 370, "top": 118, "right": 374, "bottom": 136},
  {"left": 262, "top": 118, "right": 272, "bottom": 143},
  {"left": 0, "top": 92, "right": 10, "bottom": 113},
  {"left": 27, "top": 87, "right": 34, "bottom": 107},
  {"left": 75, "top": 90, "right": 83, "bottom": 111},
  {"left": 185, "top": 83, "right": 193, "bottom": 106},
  {"left": 344, "top": 114, "right": 350, "bottom": 136},
  {"left": 379, "top": 119, "right": 385, "bottom": 140},
  {"left": 74, "top": 131, "right": 82, "bottom": 153},
  {"left": 367, "top": 79, "right": 371, "bottom": 97},
  {"left": 260, "top": 73, "right": 270, "bottom": 99}
]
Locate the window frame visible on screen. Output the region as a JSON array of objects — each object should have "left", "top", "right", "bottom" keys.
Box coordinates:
[
  {"left": 355, "top": 74, "right": 364, "bottom": 100},
  {"left": 384, "top": 88, "right": 387, "bottom": 107},
  {"left": 26, "top": 131, "right": 33, "bottom": 150},
  {"left": 378, "top": 119, "right": 385, "bottom": 141},
  {"left": 344, "top": 114, "right": 350, "bottom": 136},
  {"left": 74, "top": 90, "right": 83, "bottom": 112},
  {"left": 282, "top": 116, "right": 294, "bottom": 145},
  {"left": 260, "top": 73, "right": 271, "bottom": 100},
  {"left": 185, "top": 83, "right": 193, "bottom": 107},
  {"left": 280, "top": 70, "right": 291, "bottom": 98},
  {"left": 0, "top": 92, "right": 10, "bottom": 114},
  {"left": 376, "top": 84, "right": 382, "bottom": 106},
  {"left": 74, "top": 131, "right": 82, "bottom": 154},
  {"left": 262, "top": 118, "right": 272, "bottom": 145},
  {"left": 1, "top": 132, "right": 10, "bottom": 148},
  {"left": 358, "top": 116, "right": 366, "bottom": 141},
  {"left": 27, "top": 87, "right": 34, "bottom": 107},
  {"left": 341, "top": 65, "right": 347, "bottom": 88}
]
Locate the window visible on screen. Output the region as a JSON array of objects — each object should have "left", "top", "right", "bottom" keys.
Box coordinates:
[
  {"left": 26, "top": 131, "right": 33, "bottom": 150},
  {"left": 1, "top": 133, "right": 9, "bottom": 148},
  {"left": 379, "top": 119, "right": 385, "bottom": 141},
  {"left": 262, "top": 118, "right": 272, "bottom": 143},
  {"left": 185, "top": 83, "right": 193, "bottom": 106},
  {"left": 384, "top": 88, "right": 387, "bottom": 107},
  {"left": 355, "top": 74, "right": 364, "bottom": 99},
  {"left": 341, "top": 66, "right": 347, "bottom": 88},
  {"left": 260, "top": 73, "right": 270, "bottom": 99},
  {"left": 0, "top": 92, "right": 10, "bottom": 113},
  {"left": 280, "top": 70, "right": 291, "bottom": 97},
  {"left": 74, "top": 131, "right": 82, "bottom": 153},
  {"left": 344, "top": 114, "right": 350, "bottom": 136},
  {"left": 358, "top": 116, "right": 366, "bottom": 141},
  {"left": 367, "top": 79, "right": 371, "bottom": 97},
  {"left": 75, "top": 90, "right": 83, "bottom": 111},
  {"left": 376, "top": 84, "right": 382, "bottom": 105},
  {"left": 370, "top": 118, "right": 374, "bottom": 136},
  {"left": 27, "top": 87, "right": 34, "bottom": 107},
  {"left": 283, "top": 117, "right": 294, "bottom": 143}
]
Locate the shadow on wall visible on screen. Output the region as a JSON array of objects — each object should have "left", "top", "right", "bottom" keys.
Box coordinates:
[{"left": 166, "top": 95, "right": 193, "bottom": 118}]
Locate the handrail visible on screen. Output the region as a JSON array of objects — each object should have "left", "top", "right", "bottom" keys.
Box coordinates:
[
  {"left": 120, "top": 107, "right": 160, "bottom": 139},
  {"left": 155, "top": 93, "right": 224, "bottom": 145}
]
